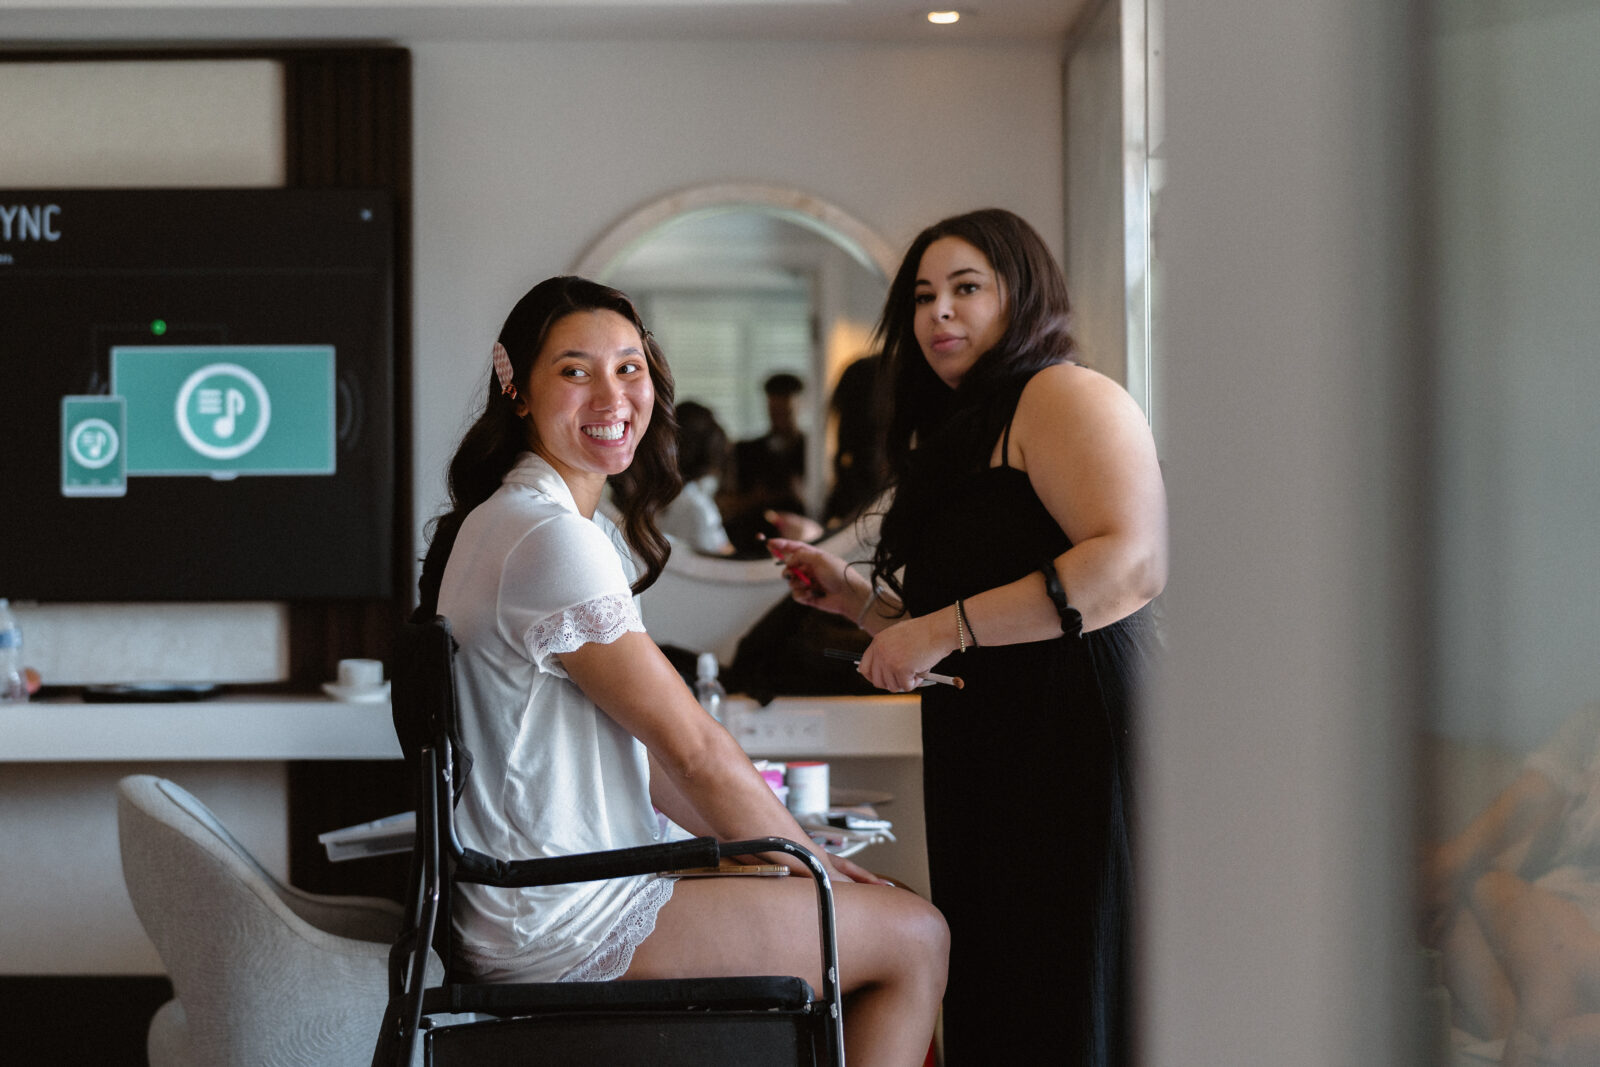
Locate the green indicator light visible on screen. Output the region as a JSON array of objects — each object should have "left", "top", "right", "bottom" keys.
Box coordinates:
[{"left": 150, "top": 319, "right": 167, "bottom": 336}]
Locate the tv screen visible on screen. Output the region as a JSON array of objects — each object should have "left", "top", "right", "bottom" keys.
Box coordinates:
[{"left": 0, "top": 188, "right": 395, "bottom": 601}]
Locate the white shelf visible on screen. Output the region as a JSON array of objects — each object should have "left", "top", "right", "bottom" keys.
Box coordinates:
[
  {"left": 0, "top": 693, "right": 921, "bottom": 763},
  {"left": 0, "top": 695, "right": 400, "bottom": 762}
]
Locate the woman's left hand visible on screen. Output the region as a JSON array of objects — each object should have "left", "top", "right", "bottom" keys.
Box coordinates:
[{"left": 857, "top": 612, "right": 955, "bottom": 693}]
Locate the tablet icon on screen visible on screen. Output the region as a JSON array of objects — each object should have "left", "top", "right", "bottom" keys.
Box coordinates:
[{"left": 61, "top": 396, "right": 128, "bottom": 498}]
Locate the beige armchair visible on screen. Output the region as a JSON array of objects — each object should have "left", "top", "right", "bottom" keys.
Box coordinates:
[{"left": 117, "top": 774, "right": 435, "bottom": 1067}]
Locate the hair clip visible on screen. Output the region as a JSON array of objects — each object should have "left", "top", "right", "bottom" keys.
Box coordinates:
[{"left": 492, "top": 341, "right": 517, "bottom": 399}]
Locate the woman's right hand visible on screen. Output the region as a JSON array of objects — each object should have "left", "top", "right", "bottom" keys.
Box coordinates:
[
  {"left": 858, "top": 611, "right": 958, "bottom": 693},
  {"left": 765, "top": 537, "right": 856, "bottom": 617}
]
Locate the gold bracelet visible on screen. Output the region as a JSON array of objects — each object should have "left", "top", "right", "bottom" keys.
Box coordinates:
[
  {"left": 954, "top": 601, "right": 968, "bottom": 652},
  {"left": 956, "top": 597, "right": 980, "bottom": 649}
]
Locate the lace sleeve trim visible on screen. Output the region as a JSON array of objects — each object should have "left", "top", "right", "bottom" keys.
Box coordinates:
[{"left": 524, "top": 592, "right": 644, "bottom": 671}]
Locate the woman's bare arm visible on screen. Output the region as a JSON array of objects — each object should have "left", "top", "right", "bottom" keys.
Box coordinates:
[
  {"left": 559, "top": 631, "right": 844, "bottom": 878},
  {"left": 1435, "top": 768, "right": 1567, "bottom": 888},
  {"left": 1009, "top": 362, "right": 1167, "bottom": 632}
]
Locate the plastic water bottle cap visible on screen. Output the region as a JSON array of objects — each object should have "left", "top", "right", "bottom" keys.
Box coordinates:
[{"left": 696, "top": 652, "right": 718, "bottom": 680}]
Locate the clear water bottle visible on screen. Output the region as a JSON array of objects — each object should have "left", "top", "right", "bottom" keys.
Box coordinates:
[
  {"left": 0, "top": 599, "right": 27, "bottom": 704},
  {"left": 694, "top": 652, "right": 726, "bottom": 723}
]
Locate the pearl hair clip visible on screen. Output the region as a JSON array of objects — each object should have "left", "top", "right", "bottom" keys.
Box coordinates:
[{"left": 492, "top": 341, "right": 517, "bottom": 399}]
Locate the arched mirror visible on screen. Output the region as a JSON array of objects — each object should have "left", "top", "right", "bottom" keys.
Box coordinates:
[
  {"left": 575, "top": 185, "right": 896, "bottom": 659},
  {"left": 577, "top": 184, "right": 893, "bottom": 542}
]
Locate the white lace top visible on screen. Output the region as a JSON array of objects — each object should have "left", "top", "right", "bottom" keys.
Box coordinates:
[{"left": 436, "top": 452, "right": 674, "bottom": 982}]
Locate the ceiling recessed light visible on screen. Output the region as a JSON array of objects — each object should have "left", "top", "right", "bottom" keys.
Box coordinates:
[{"left": 927, "top": 11, "right": 961, "bottom": 25}]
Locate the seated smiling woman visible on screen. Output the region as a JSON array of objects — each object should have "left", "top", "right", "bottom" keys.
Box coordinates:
[{"left": 415, "top": 275, "right": 948, "bottom": 1067}]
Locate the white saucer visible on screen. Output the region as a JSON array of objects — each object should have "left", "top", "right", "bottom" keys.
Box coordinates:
[{"left": 322, "top": 680, "right": 391, "bottom": 703}]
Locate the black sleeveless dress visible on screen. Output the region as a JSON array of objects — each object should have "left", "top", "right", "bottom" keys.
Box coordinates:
[{"left": 900, "top": 420, "right": 1154, "bottom": 1066}]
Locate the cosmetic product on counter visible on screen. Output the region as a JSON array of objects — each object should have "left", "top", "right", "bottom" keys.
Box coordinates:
[{"left": 786, "top": 760, "right": 829, "bottom": 815}]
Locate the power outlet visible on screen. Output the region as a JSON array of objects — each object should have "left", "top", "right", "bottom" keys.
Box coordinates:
[{"left": 726, "top": 707, "right": 828, "bottom": 754}]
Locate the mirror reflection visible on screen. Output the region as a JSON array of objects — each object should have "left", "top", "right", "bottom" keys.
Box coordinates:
[
  {"left": 1417, "top": 5, "right": 1600, "bottom": 1065},
  {"left": 585, "top": 194, "right": 890, "bottom": 556}
]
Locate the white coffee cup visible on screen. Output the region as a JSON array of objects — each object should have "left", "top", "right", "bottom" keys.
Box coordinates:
[{"left": 336, "top": 658, "right": 384, "bottom": 690}]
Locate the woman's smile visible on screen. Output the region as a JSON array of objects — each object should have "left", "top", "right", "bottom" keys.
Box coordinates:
[{"left": 583, "top": 421, "right": 627, "bottom": 442}]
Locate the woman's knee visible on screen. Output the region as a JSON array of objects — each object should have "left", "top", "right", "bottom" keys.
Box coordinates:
[
  {"left": 917, "top": 898, "right": 952, "bottom": 993},
  {"left": 845, "top": 887, "right": 949, "bottom": 984},
  {"left": 911, "top": 894, "right": 951, "bottom": 965}
]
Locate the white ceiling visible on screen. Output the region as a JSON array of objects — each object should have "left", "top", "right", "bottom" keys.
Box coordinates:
[{"left": 0, "top": 0, "right": 1094, "bottom": 45}]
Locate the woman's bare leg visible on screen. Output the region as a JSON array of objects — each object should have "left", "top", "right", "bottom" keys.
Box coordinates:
[
  {"left": 1472, "top": 871, "right": 1600, "bottom": 1061},
  {"left": 625, "top": 876, "right": 948, "bottom": 1067},
  {"left": 1440, "top": 903, "right": 1517, "bottom": 1038}
]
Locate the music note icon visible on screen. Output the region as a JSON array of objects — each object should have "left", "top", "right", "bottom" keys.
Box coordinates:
[
  {"left": 82, "top": 429, "right": 108, "bottom": 460},
  {"left": 213, "top": 388, "right": 246, "bottom": 439}
]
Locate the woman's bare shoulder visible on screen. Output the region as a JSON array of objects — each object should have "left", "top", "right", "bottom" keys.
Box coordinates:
[{"left": 1016, "top": 361, "right": 1144, "bottom": 433}]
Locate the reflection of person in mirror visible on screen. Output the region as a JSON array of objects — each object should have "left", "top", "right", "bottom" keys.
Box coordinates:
[
  {"left": 1423, "top": 701, "right": 1600, "bottom": 1066},
  {"left": 656, "top": 400, "right": 735, "bottom": 556},
  {"left": 769, "top": 209, "right": 1167, "bottom": 1065},
  {"left": 719, "top": 371, "right": 821, "bottom": 553},
  {"left": 415, "top": 276, "right": 947, "bottom": 1064},
  {"left": 822, "top": 352, "right": 888, "bottom": 529}
]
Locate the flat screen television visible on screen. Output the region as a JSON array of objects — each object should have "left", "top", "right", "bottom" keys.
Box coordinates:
[{"left": 0, "top": 188, "right": 396, "bottom": 601}]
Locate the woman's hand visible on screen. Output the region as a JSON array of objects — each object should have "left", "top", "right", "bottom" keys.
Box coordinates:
[
  {"left": 829, "top": 853, "right": 895, "bottom": 887},
  {"left": 858, "top": 611, "right": 958, "bottom": 694},
  {"left": 765, "top": 537, "right": 860, "bottom": 617},
  {"left": 764, "top": 509, "right": 824, "bottom": 543}
]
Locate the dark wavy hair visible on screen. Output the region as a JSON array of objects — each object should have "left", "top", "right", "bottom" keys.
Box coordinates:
[
  {"left": 417, "top": 276, "right": 680, "bottom": 617},
  {"left": 673, "top": 400, "right": 729, "bottom": 482},
  {"left": 871, "top": 209, "right": 1077, "bottom": 603}
]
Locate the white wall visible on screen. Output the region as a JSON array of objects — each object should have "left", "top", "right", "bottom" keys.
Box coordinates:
[
  {"left": 0, "top": 59, "right": 284, "bottom": 188},
  {"left": 406, "top": 39, "right": 1066, "bottom": 574}
]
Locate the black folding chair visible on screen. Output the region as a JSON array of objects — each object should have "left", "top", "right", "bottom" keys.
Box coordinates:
[{"left": 371, "top": 614, "right": 846, "bottom": 1066}]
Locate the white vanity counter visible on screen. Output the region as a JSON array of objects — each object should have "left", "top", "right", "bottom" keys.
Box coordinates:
[
  {"left": 0, "top": 694, "right": 401, "bottom": 762},
  {"left": 0, "top": 692, "right": 921, "bottom": 762}
]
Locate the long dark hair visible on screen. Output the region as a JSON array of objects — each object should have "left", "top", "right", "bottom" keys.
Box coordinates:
[
  {"left": 417, "top": 276, "right": 680, "bottom": 617},
  {"left": 672, "top": 400, "right": 729, "bottom": 482},
  {"left": 871, "top": 209, "right": 1077, "bottom": 602}
]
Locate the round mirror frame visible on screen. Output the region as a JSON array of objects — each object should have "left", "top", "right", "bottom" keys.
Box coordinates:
[{"left": 573, "top": 182, "right": 900, "bottom": 283}]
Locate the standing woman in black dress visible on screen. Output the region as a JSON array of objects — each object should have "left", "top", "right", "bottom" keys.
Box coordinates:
[{"left": 769, "top": 208, "right": 1167, "bottom": 1064}]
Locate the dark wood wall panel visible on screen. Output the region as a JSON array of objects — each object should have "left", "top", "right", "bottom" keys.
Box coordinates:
[{"left": 280, "top": 47, "right": 416, "bottom": 898}]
